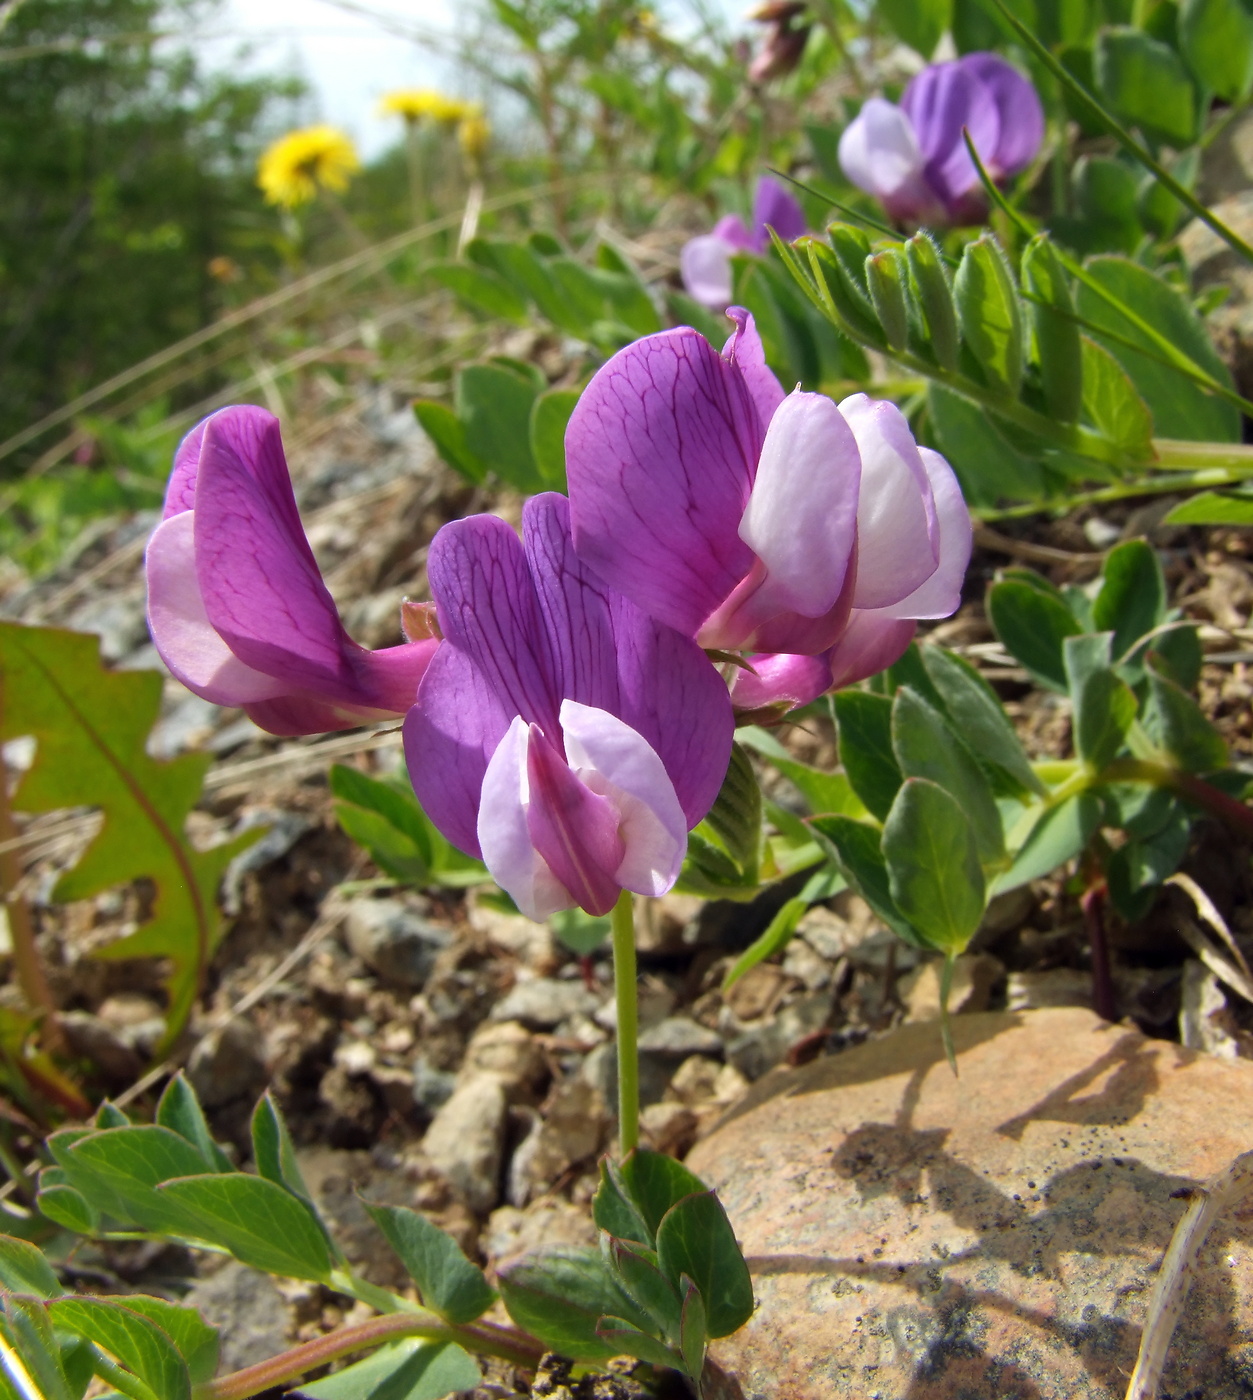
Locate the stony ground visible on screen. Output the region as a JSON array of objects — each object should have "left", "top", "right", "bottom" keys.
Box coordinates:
[{"left": 1, "top": 325, "right": 1252, "bottom": 1397}]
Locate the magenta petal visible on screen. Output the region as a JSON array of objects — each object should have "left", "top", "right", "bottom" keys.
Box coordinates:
[
  {"left": 566, "top": 328, "right": 761, "bottom": 638},
  {"left": 525, "top": 494, "right": 734, "bottom": 826},
  {"left": 826, "top": 612, "right": 917, "bottom": 689},
  {"left": 722, "top": 307, "right": 786, "bottom": 427},
  {"left": 875, "top": 447, "right": 971, "bottom": 620},
  {"left": 427, "top": 513, "right": 560, "bottom": 735},
  {"left": 525, "top": 724, "right": 626, "bottom": 917},
  {"left": 729, "top": 651, "right": 835, "bottom": 713},
  {"left": 712, "top": 213, "right": 756, "bottom": 252},
  {"left": 193, "top": 408, "right": 365, "bottom": 697},
  {"left": 163, "top": 417, "right": 210, "bottom": 520},
  {"left": 959, "top": 53, "right": 1044, "bottom": 177},
  {"left": 407, "top": 645, "right": 514, "bottom": 859},
  {"left": 752, "top": 176, "right": 806, "bottom": 248}
]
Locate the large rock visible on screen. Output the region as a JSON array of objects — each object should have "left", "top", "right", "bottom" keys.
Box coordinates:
[{"left": 689, "top": 1009, "right": 1253, "bottom": 1400}]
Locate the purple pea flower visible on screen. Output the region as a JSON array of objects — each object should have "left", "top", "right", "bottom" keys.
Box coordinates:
[
  {"left": 680, "top": 176, "right": 806, "bottom": 311},
  {"left": 403, "top": 493, "right": 733, "bottom": 921},
  {"left": 838, "top": 53, "right": 1044, "bottom": 225},
  {"left": 565, "top": 310, "right": 971, "bottom": 714},
  {"left": 145, "top": 406, "right": 437, "bottom": 736}
]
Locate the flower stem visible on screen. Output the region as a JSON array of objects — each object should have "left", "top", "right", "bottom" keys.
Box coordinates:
[
  {"left": 611, "top": 889, "right": 640, "bottom": 1156},
  {"left": 1100, "top": 757, "right": 1253, "bottom": 838},
  {"left": 192, "top": 1311, "right": 544, "bottom": 1400}
]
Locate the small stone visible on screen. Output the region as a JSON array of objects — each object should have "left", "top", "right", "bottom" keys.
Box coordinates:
[
  {"left": 636, "top": 892, "right": 706, "bottom": 954},
  {"left": 639, "top": 1102, "right": 698, "bottom": 1156},
  {"left": 461, "top": 1020, "right": 547, "bottom": 1092},
  {"left": 96, "top": 993, "right": 166, "bottom": 1054},
  {"left": 344, "top": 897, "right": 450, "bottom": 989},
  {"left": 691, "top": 1008, "right": 1253, "bottom": 1399},
  {"left": 1006, "top": 966, "right": 1092, "bottom": 1011},
  {"left": 221, "top": 808, "right": 314, "bottom": 916},
  {"left": 333, "top": 1040, "right": 376, "bottom": 1076},
  {"left": 187, "top": 1020, "right": 267, "bottom": 1108},
  {"left": 412, "top": 1057, "right": 457, "bottom": 1113},
  {"left": 725, "top": 964, "right": 791, "bottom": 1021},
  {"left": 467, "top": 893, "right": 557, "bottom": 970},
  {"left": 183, "top": 1261, "right": 290, "bottom": 1374},
  {"left": 782, "top": 937, "right": 832, "bottom": 991},
  {"left": 370, "top": 1064, "right": 417, "bottom": 1118},
  {"left": 797, "top": 903, "right": 919, "bottom": 971},
  {"left": 492, "top": 977, "right": 602, "bottom": 1030},
  {"left": 483, "top": 1200, "right": 598, "bottom": 1270},
  {"left": 580, "top": 1043, "right": 617, "bottom": 1106},
  {"left": 637, "top": 1016, "right": 723, "bottom": 1057},
  {"left": 666, "top": 1055, "right": 723, "bottom": 1106},
  {"left": 1180, "top": 959, "right": 1241, "bottom": 1059},
  {"left": 59, "top": 1011, "right": 143, "bottom": 1082},
  {"left": 422, "top": 1071, "right": 508, "bottom": 1214},
  {"left": 898, "top": 953, "right": 1004, "bottom": 1022},
  {"left": 508, "top": 1080, "right": 607, "bottom": 1205},
  {"left": 725, "top": 991, "right": 831, "bottom": 1081}
]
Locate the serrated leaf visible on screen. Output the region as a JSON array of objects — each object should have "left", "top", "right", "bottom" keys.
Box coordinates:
[
  {"left": 1080, "top": 336, "right": 1153, "bottom": 455},
  {"left": 49, "top": 1298, "right": 189, "bottom": 1400},
  {"left": 497, "top": 1248, "right": 651, "bottom": 1362},
  {"left": 294, "top": 1340, "right": 480, "bottom": 1400},
  {"left": 156, "top": 1074, "right": 232, "bottom": 1173},
  {"left": 364, "top": 1202, "right": 495, "bottom": 1324},
  {"left": 0, "top": 1235, "right": 60, "bottom": 1298},
  {"left": 0, "top": 623, "right": 263, "bottom": 1052},
  {"left": 156, "top": 1174, "right": 334, "bottom": 1281},
  {"left": 891, "top": 688, "right": 1005, "bottom": 868},
  {"left": 882, "top": 779, "right": 986, "bottom": 953},
  {"left": 921, "top": 647, "right": 1044, "bottom": 796},
  {"left": 833, "top": 691, "right": 901, "bottom": 820},
  {"left": 987, "top": 579, "right": 1082, "bottom": 693},
  {"left": 655, "top": 1193, "right": 753, "bottom": 1338},
  {"left": 991, "top": 791, "right": 1102, "bottom": 895},
  {"left": 954, "top": 233, "right": 1023, "bottom": 395}
]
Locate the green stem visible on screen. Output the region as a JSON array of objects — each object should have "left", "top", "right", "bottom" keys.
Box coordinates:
[
  {"left": 977, "top": 465, "right": 1243, "bottom": 522},
  {"left": 611, "top": 889, "right": 640, "bottom": 1156},
  {"left": 1152, "top": 440, "right": 1253, "bottom": 474},
  {"left": 193, "top": 1311, "right": 544, "bottom": 1400},
  {"left": 405, "top": 118, "right": 424, "bottom": 226},
  {"left": 1101, "top": 758, "right": 1253, "bottom": 838}
]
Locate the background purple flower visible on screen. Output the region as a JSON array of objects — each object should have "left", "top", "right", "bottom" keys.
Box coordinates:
[
  {"left": 145, "top": 406, "right": 436, "bottom": 736},
  {"left": 680, "top": 176, "right": 806, "bottom": 310},
  {"left": 404, "top": 493, "right": 733, "bottom": 920},
  {"left": 838, "top": 53, "right": 1044, "bottom": 224}
]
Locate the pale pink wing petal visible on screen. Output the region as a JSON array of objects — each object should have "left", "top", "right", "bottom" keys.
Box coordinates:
[
  {"left": 560, "top": 699, "right": 687, "bottom": 897},
  {"left": 566, "top": 328, "right": 762, "bottom": 638},
  {"left": 875, "top": 446, "right": 971, "bottom": 619},
  {"left": 680, "top": 234, "right": 736, "bottom": 310},
  {"left": 838, "top": 97, "right": 930, "bottom": 216},
  {"left": 825, "top": 611, "right": 918, "bottom": 688},
  {"left": 722, "top": 307, "right": 786, "bottom": 426},
  {"left": 737, "top": 390, "right": 861, "bottom": 619},
  {"left": 712, "top": 213, "right": 756, "bottom": 251},
  {"left": 145, "top": 512, "right": 287, "bottom": 705},
  {"left": 477, "top": 717, "right": 574, "bottom": 921},
  {"left": 838, "top": 393, "right": 939, "bottom": 610}
]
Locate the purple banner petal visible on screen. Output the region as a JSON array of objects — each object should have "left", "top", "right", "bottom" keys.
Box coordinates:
[{"left": 752, "top": 175, "right": 806, "bottom": 248}]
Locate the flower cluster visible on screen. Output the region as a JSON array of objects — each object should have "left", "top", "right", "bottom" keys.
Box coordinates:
[
  {"left": 256, "top": 126, "right": 361, "bottom": 209},
  {"left": 838, "top": 53, "right": 1043, "bottom": 225},
  {"left": 146, "top": 316, "right": 968, "bottom": 920},
  {"left": 379, "top": 89, "right": 479, "bottom": 125},
  {"left": 681, "top": 176, "right": 806, "bottom": 311}
]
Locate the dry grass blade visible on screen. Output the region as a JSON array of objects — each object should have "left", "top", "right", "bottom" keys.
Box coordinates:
[
  {"left": 1169, "top": 874, "right": 1253, "bottom": 1004},
  {"left": 1125, "top": 1150, "right": 1253, "bottom": 1400}
]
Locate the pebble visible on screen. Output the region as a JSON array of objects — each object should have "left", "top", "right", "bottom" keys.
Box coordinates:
[
  {"left": 1179, "top": 959, "right": 1241, "bottom": 1059},
  {"left": 183, "top": 1261, "right": 290, "bottom": 1374},
  {"left": 186, "top": 1021, "right": 267, "bottom": 1108},
  {"left": 483, "top": 1199, "right": 597, "bottom": 1270},
  {"left": 690, "top": 1008, "right": 1253, "bottom": 1399},
  {"left": 411, "top": 1056, "right": 458, "bottom": 1113},
  {"left": 491, "top": 976, "right": 602, "bottom": 1030},
  {"left": 507, "top": 1080, "right": 607, "bottom": 1205},
  {"left": 221, "top": 808, "right": 314, "bottom": 916},
  {"left": 797, "top": 903, "right": 920, "bottom": 971},
  {"left": 1006, "top": 966, "right": 1093, "bottom": 1011},
  {"left": 467, "top": 893, "right": 557, "bottom": 970},
  {"left": 725, "top": 990, "right": 830, "bottom": 1081},
  {"left": 898, "top": 953, "right": 1004, "bottom": 1022},
  {"left": 421, "top": 1071, "right": 508, "bottom": 1214},
  {"left": 460, "top": 1020, "right": 548, "bottom": 1093},
  {"left": 343, "top": 896, "right": 451, "bottom": 990}
]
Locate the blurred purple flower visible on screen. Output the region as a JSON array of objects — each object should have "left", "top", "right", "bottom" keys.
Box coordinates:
[
  {"left": 680, "top": 175, "right": 806, "bottom": 310},
  {"left": 145, "top": 406, "right": 437, "bottom": 736},
  {"left": 838, "top": 53, "right": 1044, "bottom": 224},
  {"left": 566, "top": 310, "right": 971, "bottom": 715},
  {"left": 747, "top": 0, "right": 811, "bottom": 83},
  {"left": 403, "top": 493, "right": 733, "bottom": 921}
]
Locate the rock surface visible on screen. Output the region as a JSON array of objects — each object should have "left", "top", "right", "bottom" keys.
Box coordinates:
[{"left": 689, "top": 1008, "right": 1253, "bottom": 1400}]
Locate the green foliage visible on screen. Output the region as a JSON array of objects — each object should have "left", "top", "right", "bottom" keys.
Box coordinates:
[
  {"left": 364, "top": 1202, "right": 497, "bottom": 1324},
  {"left": 875, "top": 0, "right": 952, "bottom": 55},
  {"left": 1179, "top": 0, "right": 1253, "bottom": 98},
  {"left": 0, "top": 623, "right": 262, "bottom": 1052},
  {"left": 294, "top": 1341, "right": 481, "bottom": 1400},
  {"left": 1096, "top": 27, "right": 1198, "bottom": 145},
  {"left": 330, "top": 764, "right": 488, "bottom": 888}
]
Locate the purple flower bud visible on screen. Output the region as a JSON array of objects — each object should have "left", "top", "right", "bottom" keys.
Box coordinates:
[
  {"left": 838, "top": 53, "right": 1044, "bottom": 224},
  {"left": 747, "top": 1, "right": 811, "bottom": 83},
  {"left": 145, "top": 406, "right": 437, "bottom": 735},
  {"left": 565, "top": 310, "right": 971, "bottom": 705},
  {"left": 404, "top": 494, "right": 733, "bottom": 920},
  {"left": 680, "top": 176, "right": 806, "bottom": 310}
]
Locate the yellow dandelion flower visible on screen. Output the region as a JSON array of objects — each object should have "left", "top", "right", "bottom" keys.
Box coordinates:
[
  {"left": 458, "top": 113, "right": 491, "bottom": 162},
  {"left": 379, "top": 88, "right": 471, "bottom": 124},
  {"left": 257, "top": 125, "right": 361, "bottom": 209}
]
